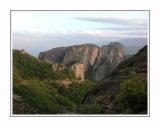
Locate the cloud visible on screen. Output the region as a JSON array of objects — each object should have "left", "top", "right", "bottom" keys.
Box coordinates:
[
  {"left": 99, "top": 26, "right": 147, "bottom": 31},
  {"left": 76, "top": 17, "right": 148, "bottom": 38},
  {"left": 122, "top": 31, "right": 147, "bottom": 37},
  {"left": 76, "top": 17, "right": 147, "bottom": 27}
]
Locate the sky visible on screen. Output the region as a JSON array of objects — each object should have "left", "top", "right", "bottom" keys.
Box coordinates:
[{"left": 12, "top": 11, "right": 149, "bottom": 56}]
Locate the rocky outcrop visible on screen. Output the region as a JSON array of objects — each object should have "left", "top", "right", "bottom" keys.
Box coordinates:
[
  {"left": 71, "top": 63, "right": 84, "bottom": 81},
  {"left": 38, "top": 43, "right": 125, "bottom": 81}
]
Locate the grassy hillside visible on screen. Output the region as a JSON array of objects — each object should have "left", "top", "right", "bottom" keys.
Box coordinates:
[
  {"left": 13, "top": 50, "right": 76, "bottom": 82},
  {"left": 13, "top": 50, "right": 96, "bottom": 114},
  {"left": 13, "top": 50, "right": 53, "bottom": 83}
]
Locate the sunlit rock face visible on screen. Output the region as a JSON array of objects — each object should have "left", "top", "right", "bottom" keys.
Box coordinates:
[{"left": 71, "top": 63, "right": 85, "bottom": 81}]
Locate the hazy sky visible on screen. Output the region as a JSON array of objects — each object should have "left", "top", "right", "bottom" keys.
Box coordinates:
[{"left": 12, "top": 11, "right": 149, "bottom": 56}]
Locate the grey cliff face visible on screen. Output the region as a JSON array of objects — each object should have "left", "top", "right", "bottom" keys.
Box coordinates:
[
  {"left": 38, "top": 43, "right": 125, "bottom": 81},
  {"left": 39, "top": 47, "right": 66, "bottom": 63},
  {"left": 91, "top": 42, "right": 125, "bottom": 81}
]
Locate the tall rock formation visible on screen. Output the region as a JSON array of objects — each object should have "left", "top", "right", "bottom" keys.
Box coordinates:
[
  {"left": 62, "top": 43, "right": 99, "bottom": 72},
  {"left": 71, "top": 63, "right": 84, "bottom": 81},
  {"left": 38, "top": 43, "right": 125, "bottom": 81}
]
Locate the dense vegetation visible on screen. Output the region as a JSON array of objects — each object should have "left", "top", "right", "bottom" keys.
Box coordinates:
[
  {"left": 113, "top": 71, "right": 147, "bottom": 114},
  {"left": 14, "top": 80, "right": 97, "bottom": 114},
  {"left": 13, "top": 50, "right": 53, "bottom": 81},
  {"left": 13, "top": 50, "right": 76, "bottom": 82},
  {"left": 13, "top": 50, "right": 97, "bottom": 114}
]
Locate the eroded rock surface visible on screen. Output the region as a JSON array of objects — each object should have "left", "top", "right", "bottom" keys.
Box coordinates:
[{"left": 38, "top": 43, "right": 125, "bottom": 81}]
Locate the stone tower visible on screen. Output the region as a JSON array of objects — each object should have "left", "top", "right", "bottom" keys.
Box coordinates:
[{"left": 71, "top": 63, "right": 84, "bottom": 81}]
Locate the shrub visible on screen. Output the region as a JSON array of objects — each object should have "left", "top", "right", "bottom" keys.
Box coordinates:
[
  {"left": 56, "top": 80, "right": 96, "bottom": 104},
  {"left": 13, "top": 50, "right": 53, "bottom": 80},
  {"left": 53, "top": 69, "right": 76, "bottom": 80},
  {"left": 114, "top": 71, "right": 147, "bottom": 114}
]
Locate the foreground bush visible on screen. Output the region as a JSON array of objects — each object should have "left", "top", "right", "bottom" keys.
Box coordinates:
[{"left": 114, "top": 71, "right": 147, "bottom": 114}]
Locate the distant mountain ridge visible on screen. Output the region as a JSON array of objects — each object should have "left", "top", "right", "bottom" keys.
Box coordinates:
[{"left": 119, "top": 38, "right": 147, "bottom": 55}]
